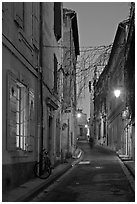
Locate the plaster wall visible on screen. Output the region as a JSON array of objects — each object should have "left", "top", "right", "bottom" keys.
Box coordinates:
[{"left": 2, "top": 2, "right": 40, "bottom": 190}]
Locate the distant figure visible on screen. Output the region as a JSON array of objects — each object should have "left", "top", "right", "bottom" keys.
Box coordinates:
[{"left": 89, "top": 137, "right": 94, "bottom": 148}]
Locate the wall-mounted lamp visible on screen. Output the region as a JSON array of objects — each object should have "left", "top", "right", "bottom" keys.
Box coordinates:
[
  {"left": 77, "top": 113, "right": 81, "bottom": 118},
  {"left": 114, "top": 89, "right": 121, "bottom": 98}
]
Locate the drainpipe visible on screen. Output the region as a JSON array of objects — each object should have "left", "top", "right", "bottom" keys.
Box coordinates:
[
  {"left": 69, "top": 22, "right": 72, "bottom": 155},
  {"left": 39, "top": 2, "right": 43, "bottom": 161}
]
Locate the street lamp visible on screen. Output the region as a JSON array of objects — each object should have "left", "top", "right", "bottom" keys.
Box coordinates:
[
  {"left": 77, "top": 113, "right": 81, "bottom": 118},
  {"left": 114, "top": 89, "right": 121, "bottom": 98}
]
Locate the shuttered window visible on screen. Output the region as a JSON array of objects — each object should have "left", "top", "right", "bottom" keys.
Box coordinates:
[
  {"left": 7, "top": 73, "right": 34, "bottom": 152},
  {"left": 28, "top": 90, "right": 35, "bottom": 151},
  {"left": 54, "top": 2, "right": 62, "bottom": 41},
  {"left": 16, "top": 83, "right": 28, "bottom": 150}
]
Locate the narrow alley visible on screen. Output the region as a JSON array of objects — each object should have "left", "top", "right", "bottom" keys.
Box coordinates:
[
  {"left": 31, "top": 140, "right": 135, "bottom": 202},
  {"left": 2, "top": 2, "right": 135, "bottom": 202}
]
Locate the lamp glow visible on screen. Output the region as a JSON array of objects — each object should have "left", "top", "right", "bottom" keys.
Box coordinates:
[
  {"left": 114, "top": 89, "right": 121, "bottom": 98},
  {"left": 77, "top": 113, "right": 81, "bottom": 118}
]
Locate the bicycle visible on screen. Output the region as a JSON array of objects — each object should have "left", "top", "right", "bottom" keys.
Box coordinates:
[{"left": 33, "top": 149, "right": 52, "bottom": 179}]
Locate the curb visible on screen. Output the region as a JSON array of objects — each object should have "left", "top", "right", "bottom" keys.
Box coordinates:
[
  {"left": 96, "top": 145, "right": 135, "bottom": 192},
  {"left": 124, "top": 162, "right": 135, "bottom": 178},
  {"left": 5, "top": 149, "right": 84, "bottom": 202},
  {"left": 117, "top": 156, "right": 135, "bottom": 193},
  {"left": 116, "top": 153, "right": 135, "bottom": 178},
  {"left": 23, "top": 151, "right": 83, "bottom": 202},
  {"left": 22, "top": 163, "right": 72, "bottom": 202}
]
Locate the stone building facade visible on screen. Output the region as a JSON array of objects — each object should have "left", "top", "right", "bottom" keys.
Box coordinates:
[
  {"left": 93, "top": 4, "right": 135, "bottom": 159},
  {"left": 61, "top": 8, "right": 80, "bottom": 158},
  {"left": 40, "top": 2, "right": 63, "bottom": 166},
  {"left": 2, "top": 2, "right": 63, "bottom": 193}
]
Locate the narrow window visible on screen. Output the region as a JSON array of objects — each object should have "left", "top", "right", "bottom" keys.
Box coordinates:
[
  {"left": 16, "top": 83, "right": 28, "bottom": 150},
  {"left": 103, "top": 120, "right": 106, "bottom": 137},
  {"left": 7, "top": 73, "right": 34, "bottom": 152},
  {"left": 80, "top": 127, "right": 83, "bottom": 136},
  {"left": 54, "top": 2, "right": 62, "bottom": 41},
  {"left": 98, "top": 123, "right": 101, "bottom": 140}
]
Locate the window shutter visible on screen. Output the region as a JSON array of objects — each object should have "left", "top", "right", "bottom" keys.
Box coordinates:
[
  {"left": 28, "top": 90, "right": 35, "bottom": 151},
  {"left": 23, "top": 88, "right": 29, "bottom": 151},
  {"left": 32, "top": 3, "right": 39, "bottom": 49},
  {"left": 14, "top": 2, "right": 24, "bottom": 29},
  {"left": 54, "top": 2, "right": 62, "bottom": 41},
  {"left": 7, "top": 75, "right": 17, "bottom": 151}
]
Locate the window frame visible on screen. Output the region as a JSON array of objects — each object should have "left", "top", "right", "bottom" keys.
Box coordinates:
[
  {"left": 6, "top": 71, "right": 34, "bottom": 154},
  {"left": 15, "top": 82, "right": 28, "bottom": 151}
]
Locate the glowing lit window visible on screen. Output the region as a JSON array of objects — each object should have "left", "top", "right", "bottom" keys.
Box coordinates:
[
  {"left": 7, "top": 73, "right": 34, "bottom": 152},
  {"left": 16, "top": 83, "right": 28, "bottom": 150}
]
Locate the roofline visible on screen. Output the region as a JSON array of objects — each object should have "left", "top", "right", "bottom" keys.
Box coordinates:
[
  {"left": 95, "top": 19, "right": 129, "bottom": 89},
  {"left": 63, "top": 8, "right": 80, "bottom": 56}
]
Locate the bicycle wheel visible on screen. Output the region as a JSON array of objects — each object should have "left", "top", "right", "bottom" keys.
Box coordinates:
[{"left": 33, "top": 162, "right": 51, "bottom": 179}]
